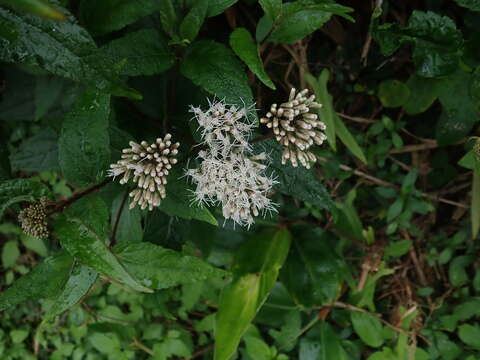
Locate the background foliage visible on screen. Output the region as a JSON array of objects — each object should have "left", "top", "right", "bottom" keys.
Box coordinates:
[{"left": 1, "top": 0, "right": 480, "bottom": 359}]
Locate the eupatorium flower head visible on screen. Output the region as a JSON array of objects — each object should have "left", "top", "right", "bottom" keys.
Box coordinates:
[
  {"left": 18, "top": 198, "right": 49, "bottom": 239},
  {"left": 260, "top": 88, "right": 326, "bottom": 169},
  {"left": 187, "top": 99, "right": 277, "bottom": 227},
  {"left": 108, "top": 134, "right": 180, "bottom": 210}
]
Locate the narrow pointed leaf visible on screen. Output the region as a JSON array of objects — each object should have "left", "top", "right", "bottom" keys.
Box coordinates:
[{"left": 0, "top": 0, "right": 66, "bottom": 20}]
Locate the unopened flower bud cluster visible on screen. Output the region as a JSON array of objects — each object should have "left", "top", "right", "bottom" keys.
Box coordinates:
[
  {"left": 260, "top": 88, "right": 327, "bottom": 169},
  {"left": 108, "top": 134, "right": 180, "bottom": 210},
  {"left": 18, "top": 198, "right": 49, "bottom": 239},
  {"left": 187, "top": 100, "right": 277, "bottom": 227}
]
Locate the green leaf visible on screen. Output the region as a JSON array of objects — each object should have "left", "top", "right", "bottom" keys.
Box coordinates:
[
  {"left": 159, "top": 0, "right": 178, "bottom": 39},
  {"left": 350, "top": 312, "right": 384, "bottom": 348},
  {"left": 258, "top": 0, "right": 282, "bottom": 21},
  {"left": 43, "top": 263, "right": 97, "bottom": 321},
  {"left": 435, "top": 70, "right": 480, "bottom": 145},
  {"left": 353, "top": 263, "right": 394, "bottom": 311},
  {"left": 92, "top": 29, "right": 175, "bottom": 77},
  {"left": 179, "top": 0, "right": 208, "bottom": 42},
  {"left": 305, "top": 70, "right": 336, "bottom": 151},
  {"left": 472, "top": 162, "right": 480, "bottom": 239},
  {"left": 281, "top": 228, "right": 346, "bottom": 308},
  {"left": 268, "top": 1, "right": 354, "bottom": 43},
  {"left": 0, "top": 0, "right": 66, "bottom": 20},
  {"left": 2, "top": 241, "right": 20, "bottom": 268},
  {"left": 384, "top": 239, "right": 412, "bottom": 258},
  {"left": 10, "top": 128, "right": 59, "bottom": 173},
  {"left": 215, "top": 228, "right": 291, "bottom": 360},
  {"left": 111, "top": 193, "right": 143, "bottom": 243},
  {"left": 448, "top": 255, "right": 474, "bottom": 287},
  {"left": 0, "top": 178, "right": 50, "bottom": 219},
  {"left": 458, "top": 324, "right": 480, "bottom": 348},
  {"left": 55, "top": 197, "right": 152, "bottom": 293},
  {"left": 35, "top": 76, "right": 65, "bottom": 121},
  {"left": 58, "top": 89, "right": 110, "bottom": 187},
  {"left": 334, "top": 113, "right": 367, "bottom": 164},
  {"left": 113, "top": 242, "right": 225, "bottom": 290},
  {"left": 403, "top": 74, "right": 442, "bottom": 115},
  {"left": 378, "top": 80, "right": 410, "bottom": 108},
  {"left": 10, "top": 329, "right": 29, "bottom": 344},
  {"left": 299, "top": 322, "right": 349, "bottom": 360},
  {"left": 0, "top": 251, "right": 73, "bottom": 311},
  {"left": 260, "top": 140, "right": 333, "bottom": 211},
  {"left": 207, "top": 0, "right": 238, "bottom": 17},
  {"left": 159, "top": 170, "right": 218, "bottom": 226},
  {"left": 79, "top": 0, "right": 161, "bottom": 35},
  {"left": 229, "top": 27, "right": 275, "bottom": 89},
  {"left": 373, "top": 11, "right": 463, "bottom": 78},
  {"left": 181, "top": 40, "right": 255, "bottom": 112},
  {"left": 453, "top": 0, "right": 480, "bottom": 11},
  {"left": 0, "top": 8, "right": 138, "bottom": 98}
]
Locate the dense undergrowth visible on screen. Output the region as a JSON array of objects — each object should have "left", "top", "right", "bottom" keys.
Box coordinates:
[{"left": 1, "top": 0, "right": 480, "bottom": 359}]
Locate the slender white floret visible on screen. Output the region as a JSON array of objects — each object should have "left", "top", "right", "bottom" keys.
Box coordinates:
[{"left": 187, "top": 99, "right": 277, "bottom": 227}]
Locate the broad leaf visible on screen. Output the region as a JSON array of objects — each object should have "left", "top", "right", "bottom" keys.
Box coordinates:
[
  {"left": 281, "top": 228, "right": 346, "bottom": 308},
  {"left": 472, "top": 162, "right": 480, "bottom": 239},
  {"left": 0, "top": 8, "right": 138, "bottom": 98},
  {"left": 350, "top": 311, "right": 384, "bottom": 348},
  {"left": 299, "top": 322, "right": 349, "bottom": 360},
  {"left": 111, "top": 193, "right": 143, "bottom": 243},
  {"left": 43, "top": 263, "right": 97, "bottom": 321},
  {"left": 215, "top": 228, "right": 291, "bottom": 360},
  {"left": 229, "top": 27, "right": 275, "bottom": 89},
  {"left": 58, "top": 89, "right": 111, "bottom": 187},
  {"left": 373, "top": 11, "right": 463, "bottom": 78},
  {"left": 403, "top": 74, "right": 442, "bottom": 115},
  {"left": 268, "top": 1, "right": 354, "bottom": 43},
  {"left": 207, "top": 0, "right": 238, "bottom": 17},
  {"left": 0, "top": 178, "right": 50, "bottom": 219},
  {"left": 181, "top": 40, "right": 255, "bottom": 112},
  {"left": 435, "top": 70, "right": 480, "bottom": 145},
  {"left": 10, "top": 128, "right": 59, "bottom": 172},
  {"left": 0, "top": 251, "right": 73, "bottom": 311},
  {"left": 378, "top": 80, "right": 410, "bottom": 108},
  {"left": 258, "top": 0, "right": 282, "bottom": 21},
  {"left": 79, "top": 0, "right": 160, "bottom": 35},
  {"left": 453, "top": 0, "right": 480, "bottom": 11},
  {"left": 91, "top": 29, "right": 174, "bottom": 77},
  {"left": 55, "top": 196, "right": 152, "bottom": 293},
  {"left": 113, "top": 242, "right": 225, "bottom": 289},
  {"left": 179, "top": 0, "right": 208, "bottom": 42}
]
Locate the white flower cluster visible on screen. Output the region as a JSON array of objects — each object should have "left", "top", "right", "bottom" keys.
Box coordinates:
[
  {"left": 260, "top": 88, "right": 327, "bottom": 169},
  {"left": 187, "top": 99, "right": 277, "bottom": 227},
  {"left": 108, "top": 134, "right": 180, "bottom": 210}
]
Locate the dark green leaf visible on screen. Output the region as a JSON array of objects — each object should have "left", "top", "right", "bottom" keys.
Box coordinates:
[
  {"left": 2, "top": 241, "right": 20, "bottom": 268},
  {"left": 111, "top": 193, "right": 143, "bottom": 243},
  {"left": 58, "top": 89, "right": 111, "bottom": 187},
  {"left": 92, "top": 29, "right": 175, "bottom": 77},
  {"left": 207, "top": 0, "right": 238, "bottom": 17},
  {"left": 159, "top": 0, "right": 178, "bottom": 39},
  {"left": 0, "top": 251, "right": 73, "bottom": 311},
  {"left": 268, "top": 1, "right": 354, "bottom": 43},
  {"left": 281, "top": 228, "right": 346, "bottom": 308},
  {"left": 0, "top": 0, "right": 66, "bottom": 20},
  {"left": 260, "top": 140, "right": 333, "bottom": 211},
  {"left": 179, "top": 0, "right": 208, "bottom": 42},
  {"left": 350, "top": 312, "right": 384, "bottom": 348},
  {"left": 0, "top": 8, "right": 138, "bottom": 98},
  {"left": 229, "top": 27, "right": 275, "bottom": 89},
  {"left": 458, "top": 324, "right": 480, "bottom": 348},
  {"left": 0, "top": 178, "right": 50, "bottom": 219},
  {"left": 334, "top": 113, "right": 367, "bottom": 164},
  {"left": 373, "top": 11, "right": 463, "bottom": 78},
  {"left": 9, "top": 128, "right": 59, "bottom": 172},
  {"left": 113, "top": 242, "right": 225, "bottom": 290},
  {"left": 159, "top": 170, "right": 218, "bottom": 226},
  {"left": 435, "top": 70, "right": 480, "bottom": 145},
  {"left": 79, "top": 0, "right": 161, "bottom": 35},
  {"left": 35, "top": 76, "right": 65, "bottom": 121},
  {"left": 378, "top": 80, "right": 410, "bottom": 108},
  {"left": 403, "top": 74, "right": 442, "bottom": 115},
  {"left": 448, "top": 255, "right": 474, "bottom": 287},
  {"left": 181, "top": 40, "right": 255, "bottom": 111},
  {"left": 299, "top": 322, "right": 349, "bottom": 360},
  {"left": 258, "top": 0, "right": 282, "bottom": 21},
  {"left": 215, "top": 229, "right": 291, "bottom": 360},
  {"left": 43, "top": 263, "right": 97, "bottom": 321},
  {"left": 55, "top": 196, "right": 152, "bottom": 293}
]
